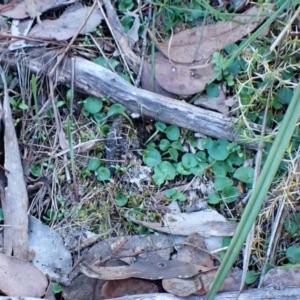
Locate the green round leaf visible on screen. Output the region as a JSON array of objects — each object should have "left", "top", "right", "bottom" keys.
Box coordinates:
[
  {"left": 159, "top": 139, "right": 170, "bottom": 151},
  {"left": 115, "top": 192, "right": 128, "bottom": 206},
  {"left": 165, "top": 125, "right": 180, "bottom": 141},
  {"left": 212, "top": 161, "right": 227, "bottom": 176},
  {"left": 30, "top": 164, "right": 42, "bottom": 177},
  {"left": 118, "top": 72, "right": 131, "bottom": 82},
  {"left": 175, "top": 191, "right": 187, "bottom": 201},
  {"left": 227, "top": 151, "right": 244, "bottom": 166},
  {"left": 94, "top": 113, "right": 106, "bottom": 123},
  {"left": 88, "top": 159, "right": 101, "bottom": 171},
  {"left": 202, "top": 137, "right": 214, "bottom": 150},
  {"left": 170, "top": 141, "right": 184, "bottom": 151},
  {"left": 152, "top": 168, "right": 165, "bottom": 186},
  {"left": 142, "top": 148, "right": 161, "bottom": 167},
  {"left": 296, "top": 212, "right": 300, "bottom": 223},
  {"left": 221, "top": 187, "right": 239, "bottom": 203},
  {"left": 286, "top": 244, "right": 300, "bottom": 263},
  {"left": 168, "top": 148, "right": 178, "bottom": 161},
  {"left": 284, "top": 219, "right": 299, "bottom": 235},
  {"left": 233, "top": 167, "right": 254, "bottom": 185},
  {"left": 118, "top": 1, "right": 134, "bottom": 11},
  {"left": 155, "top": 121, "right": 166, "bottom": 132},
  {"left": 190, "top": 163, "right": 206, "bottom": 177},
  {"left": 207, "top": 193, "right": 221, "bottom": 204},
  {"left": 83, "top": 96, "right": 103, "bottom": 114},
  {"left": 276, "top": 87, "right": 293, "bottom": 105},
  {"left": 52, "top": 283, "right": 62, "bottom": 294},
  {"left": 107, "top": 103, "right": 126, "bottom": 117},
  {"left": 208, "top": 139, "right": 230, "bottom": 161},
  {"left": 165, "top": 188, "right": 177, "bottom": 198},
  {"left": 214, "top": 176, "right": 233, "bottom": 191},
  {"left": 96, "top": 167, "right": 111, "bottom": 181},
  {"left": 93, "top": 57, "right": 120, "bottom": 70},
  {"left": 206, "top": 83, "right": 219, "bottom": 97},
  {"left": 155, "top": 161, "right": 176, "bottom": 180},
  {"left": 181, "top": 153, "right": 198, "bottom": 169},
  {"left": 195, "top": 151, "right": 207, "bottom": 162},
  {"left": 176, "top": 162, "right": 192, "bottom": 175},
  {"left": 245, "top": 270, "right": 258, "bottom": 285}
]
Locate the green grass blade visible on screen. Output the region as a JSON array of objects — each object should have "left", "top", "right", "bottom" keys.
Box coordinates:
[{"left": 205, "top": 81, "right": 300, "bottom": 300}]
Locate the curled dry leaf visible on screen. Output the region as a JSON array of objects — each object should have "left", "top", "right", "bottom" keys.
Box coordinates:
[
  {"left": 29, "top": 3, "right": 103, "bottom": 40},
  {"left": 152, "top": 5, "right": 272, "bottom": 64},
  {"left": 151, "top": 52, "right": 215, "bottom": 95},
  {"left": 0, "top": 0, "right": 75, "bottom": 19},
  {"left": 81, "top": 259, "right": 210, "bottom": 280},
  {"left": 0, "top": 252, "right": 48, "bottom": 297}
]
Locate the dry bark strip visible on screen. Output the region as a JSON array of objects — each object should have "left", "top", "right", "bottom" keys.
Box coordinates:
[
  {"left": 1, "top": 68, "right": 28, "bottom": 260},
  {"left": 4, "top": 51, "right": 266, "bottom": 149}
]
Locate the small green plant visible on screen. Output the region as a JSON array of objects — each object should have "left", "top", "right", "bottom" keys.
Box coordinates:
[
  {"left": 142, "top": 123, "right": 252, "bottom": 201},
  {"left": 113, "top": 164, "right": 131, "bottom": 173},
  {"left": 30, "top": 164, "right": 42, "bottom": 177},
  {"left": 9, "top": 97, "right": 28, "bottom": 110},
  {"left": 82, "top": 94, "right": 133, "bottom": 127},
  {"left": 115, "top": 192, "right": 130, "bottom": 206},
  {"left": 118, "top": 0, "right": 134, "bottom": 11},
  {"left": 165, "top": 188, "right": 186, "bottom": 201},
  {"left": 52, "top": 283, "right": 62, "bottom": 294},
  {"left": 43, "top": 197, "right": 68, "bottom": 223},
  {"left": 211, "top": 51, "right": 236, "bottom": 87},
  {"left": 86, "top": 156, "right": 111, "bottom": 182}
]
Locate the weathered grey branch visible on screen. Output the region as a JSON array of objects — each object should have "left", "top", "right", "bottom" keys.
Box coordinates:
[
  {"left": 96, "top": 287, "right": 300, "bottom": 300},
  {"left": 6, "top": 51, "right": 266, "bottom": 149}
]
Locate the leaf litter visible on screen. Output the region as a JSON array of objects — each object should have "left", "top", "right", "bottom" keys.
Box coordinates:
[
  {"left": 0, "top": 1, "right": 292, "bottom": 299},
  {"left": 142, "top": 5, "right": 272, "bottom": 96}
]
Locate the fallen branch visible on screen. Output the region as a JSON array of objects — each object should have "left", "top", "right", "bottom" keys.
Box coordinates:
[
  {"left": 5, "top": 51, "right": 267, "bottom": 149},
  {"left": 1, "top": 65, "right": 28, "bottom": 260},
  {"left": 91, "top": 287, "right": 300, "bottom": 300}
]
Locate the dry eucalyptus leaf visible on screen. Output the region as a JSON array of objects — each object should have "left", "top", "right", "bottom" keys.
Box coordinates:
[
  {"left": 262, "top": 266, "right": 300, "bottom": 288},
  {"left": 162, "top": 233, "right": 217, "bottom": 297},
  {"left": 28, "top": 216, "right": 72, "bottom": 283},
  {"left": 131, "top": 210, "right": 238, "bottom": 237},
  {"left": 62, "top": 273, "right": 104, "bottom": 300},
  {"left": 81, "top": 259, "right": 209, "bottom": 280},
  {"left": 0, "top": 252, "right": 48, "bottom": 297},
  {"left": 195, "top": 267, "right": 242, "bottom": 294},
  {"left": 85, "top": 234, "right": 173, "bottom": 263},
  {"left": 151, "top": 52, "right": 215, "bottom": 95},
  {"left": 29, "top": 3, "right": 103, "bottom": 40},
  {"left": 141, "top": 59, "right": 176, "bottom": 98},
  {"left": 153, "top": 5, "right": 272, "bottom": 64},
  {"left": 102, "top": 278, "right": 159, "bottom": 299},
  {"left": 0, "top": 0, "right": 75, "bottom": 19}
]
